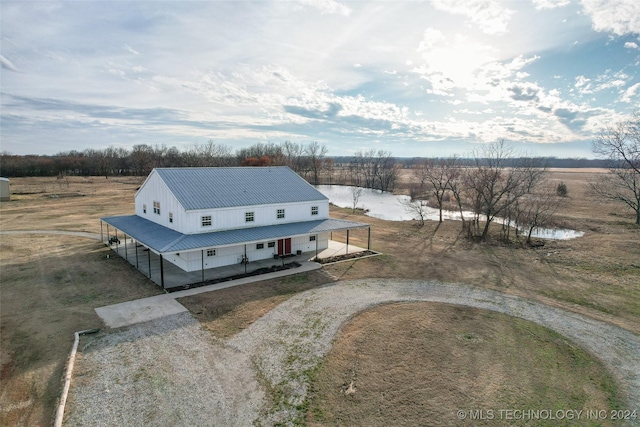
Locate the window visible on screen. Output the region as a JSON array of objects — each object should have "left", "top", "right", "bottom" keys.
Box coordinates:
[
  {"left": 153, "top": 201, "right": 160, "bottom": 215},
  {"left": 310, "top": 235, "right": 316, "bottom": 242},
  {"left": 268, "top": 241, "right": 275, "bottom": 248},
  {"left": 207, "top": 249, "right": 216, "bottom": 257},
  {"left": 245, "top": 211, "right": 255, "bottom": 222},
  {"left": 311, "top": 206, "right": 318, "bottom": 216},
  {"left": 202, "top": 216, "right": 212, "bottom": 227},
  {"left": 277, "top": 209, "right": 285, "bottom": 219},
  {"left": 143, "top": 204, "right": 147, "bottom": 214},
  {"left": 169, "top": 213, "right": 173, "bottom": 223},
  {"left": 256, "top": 243, "right": 264, "bottom": 250}
]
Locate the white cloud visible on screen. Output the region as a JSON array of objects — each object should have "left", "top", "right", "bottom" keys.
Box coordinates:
[
  {"left": 532, "top": 0, "right": 571, "bottom": 10},
  {"left": 621, "top": 82, "right": 640, "bottom": 102},
  {"left": 0, "top": 54, "right": 19, "bottom": 72},
  {"left": 625, "top": 41, "right": 639, "bottom": 49},
  {"left": 430, "top": 0, "right": 514, "bottom": 34},
  {"left": 581, "top": 0, "right": 640, "bottom": 36},
  {"left": 124, "top": 45, "right": 139, "bottom": 55},
  {"left": 296, "top": 0, "right": 351, "bottom": 16}
]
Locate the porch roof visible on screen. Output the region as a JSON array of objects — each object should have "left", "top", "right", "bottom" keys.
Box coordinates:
[{"left": 101, "top": 215, "right": 368, "bottom": 254}]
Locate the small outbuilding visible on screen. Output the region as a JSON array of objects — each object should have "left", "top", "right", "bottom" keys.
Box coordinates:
[{"left": 0, "top": 178, "right": 10, "bottom": 202}]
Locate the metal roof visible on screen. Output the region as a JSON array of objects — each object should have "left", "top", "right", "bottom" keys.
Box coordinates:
[
  {"left": 150, "top": 167, "right": 327, "bottom": 210},
  {"left": 101, "top": 215, "right": 368, "bottom": 254}
]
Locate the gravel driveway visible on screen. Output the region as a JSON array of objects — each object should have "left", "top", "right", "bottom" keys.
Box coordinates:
[{"left": 66, "top": 279, "right": 640, "bottom": 426}]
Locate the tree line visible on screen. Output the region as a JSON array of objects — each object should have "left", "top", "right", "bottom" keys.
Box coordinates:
[
  {"left": 2, "top": 112, "right": 638, "bottom": 229},
  {"left": 0, "top": 141, "right": 397, "bottom": 190}
]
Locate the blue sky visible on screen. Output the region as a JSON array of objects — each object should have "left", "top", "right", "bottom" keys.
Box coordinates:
[{"left": 1, "top": 0, "right": 639, "bottom": 158}]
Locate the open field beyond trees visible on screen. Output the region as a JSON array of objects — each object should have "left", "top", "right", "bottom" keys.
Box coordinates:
[{"left": 1, "top": 169, "right": 639, "bottom": 426}]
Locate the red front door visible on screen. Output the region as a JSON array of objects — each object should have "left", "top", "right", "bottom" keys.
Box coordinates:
[{"left": 277, "top": 238, "right": 292, "bottom": 255}]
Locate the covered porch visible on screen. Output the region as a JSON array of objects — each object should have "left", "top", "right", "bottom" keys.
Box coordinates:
[{"left": 100, "top": 215, "right": 370, "bottom": 290}]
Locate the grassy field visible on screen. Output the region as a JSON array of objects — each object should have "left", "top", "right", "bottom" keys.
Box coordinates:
[
  {"left": 1, "top": 170, "right": 639, "bottom": 425},
  {"left": 306, "top": 302, "right": 620, "bottom": 427}
]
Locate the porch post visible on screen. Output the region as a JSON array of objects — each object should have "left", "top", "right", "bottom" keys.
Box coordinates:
[
  {"left": 115, "top": 229, "right": 119, "bottom": 253},
  {"left": 106, "top": 224, "right": 110, "bottom": 242},
  {"left": 135, "top": 241, "right": 139, "bottom": 269},
  {"left": 147, "top": 249, "right": 152, "bottom": 278},
  {"left": 201, "top": 250, "right": 205, "bottom": 282},
  {"left": 160, "top": 254, "right": 165, "bottom": 289},
  {"left": 315, "top": 234, "right": 318, "bottom": 258},
  {"left": 100, "top": 221, "right": 104, "bottom": 243},
  {"left": 244, "top": 244, "right": 247, "bottom": 274},
  {"left": 346, "top": 229, "right": 349, "bottom": 254},
  {"left": 124, "top": 234, "right": 128, "bottom": 261},
  {"left": 367, "top": 227, "right": 371, "bottom": 250}
]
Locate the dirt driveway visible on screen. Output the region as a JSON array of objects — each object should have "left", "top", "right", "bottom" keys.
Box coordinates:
[{"left": 65, "top": 279, "right": 640, "bottom": 426}]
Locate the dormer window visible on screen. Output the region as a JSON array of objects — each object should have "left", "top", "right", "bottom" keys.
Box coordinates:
[
  {"left": 202, "top": 216, "right": 212, "bottom": 227},
  {"left": 311, "top": 206, "right": 318, "bottom": 216},
  {"left": 277, "top": 209, "right": 285, "bottom": 219},
  {"left": 246, "top": 212, "right": 255, "bottom": 222}
]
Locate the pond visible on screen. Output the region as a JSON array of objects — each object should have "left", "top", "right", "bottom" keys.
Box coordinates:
[{"left": 316, "top": 185, "right": 584, "bottom": 240}]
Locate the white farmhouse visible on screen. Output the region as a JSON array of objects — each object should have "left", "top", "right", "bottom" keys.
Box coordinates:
[{"left": 101, "top": 167, "right": 369, "bottom": 289}]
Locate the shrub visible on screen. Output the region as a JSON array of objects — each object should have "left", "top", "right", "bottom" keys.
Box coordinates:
[{"left": 556, "top": 182, "right": 568, "bottom": 197}]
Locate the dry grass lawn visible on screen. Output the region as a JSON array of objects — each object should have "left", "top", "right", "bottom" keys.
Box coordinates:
[
  {"left": 1, "top": 170, "right": 639, "bottom": 426},
  {"left": 307, "top": 302, "right": 619, "bottom": 427}
]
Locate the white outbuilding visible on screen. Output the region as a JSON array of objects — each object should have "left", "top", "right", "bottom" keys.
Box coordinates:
[
  {"left": 101, "top": 167, "right": 369, "bottom": 289},
  {"left": 0, "top": 178, "right": 9, "bottom": 202}
]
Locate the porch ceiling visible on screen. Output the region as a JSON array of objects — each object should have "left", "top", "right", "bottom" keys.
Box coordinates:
[{"left": 101, "top": 215, "right": 368, "bottom": 254}]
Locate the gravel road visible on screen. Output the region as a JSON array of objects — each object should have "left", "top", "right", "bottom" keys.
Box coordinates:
[{"left": 66, "top": 279, "right": 640, "bottom": 426}]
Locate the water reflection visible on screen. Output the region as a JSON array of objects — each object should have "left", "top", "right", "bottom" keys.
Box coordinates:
[{"left": 316, "top": 185, "right": 584, "bottom": 240}]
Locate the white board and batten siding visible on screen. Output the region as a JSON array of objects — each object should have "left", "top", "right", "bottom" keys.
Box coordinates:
[
  {"left": 134, "top": 171, "right": 186, "bottom": 231},
  {"left": 135, "top": 168, "right": 329, "bottom": 234},
  {"left": 164, "top": 233, "right": 329, "bottom": 272}
]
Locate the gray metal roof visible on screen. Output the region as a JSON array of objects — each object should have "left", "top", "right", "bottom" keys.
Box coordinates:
[
  {"left": 151, "top": 167, "right": 327, "bottom": 210},
  {"left": 101, "top": 215, "right": 368, "bottom": 254}
]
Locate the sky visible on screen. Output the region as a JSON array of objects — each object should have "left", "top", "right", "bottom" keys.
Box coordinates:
[{"left": 1, "top": 0, "right": 639, "bottom": 158}]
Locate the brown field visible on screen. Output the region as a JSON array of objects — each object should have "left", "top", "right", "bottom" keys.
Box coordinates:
[
  {"left": 1, "top": 169, "right": 639, "bottom": 426},
  {"left": 307, "top": 302, "right": 618, "bottom": 427}
]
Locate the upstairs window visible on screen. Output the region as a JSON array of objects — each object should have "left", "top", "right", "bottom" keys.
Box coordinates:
[
  {"left": 207, "top": 249, "right": 216, "bottom": 257},
  {"left": 153, "top": 201, "right": 160, "bottom": 215},
  {"left": 310, "top": 235, "right": 316, "bottom": 241},
  {"left": 143, "top": 204, "right": 147, "bottom": 214},
  {"left": 311, "top": 206, "right": 318, "bottom": 216},
  {"left": 169, "top": 213, "right": 173, "bottom": 223},
  {"left": 202, "top": 216, "right": 212, "bottom": 227},
  {"left": 277, "top": 209, "right": 285, "bottom": 219},
  {"left": 245, "top": 212, "right": 255, "bottom": 222}
]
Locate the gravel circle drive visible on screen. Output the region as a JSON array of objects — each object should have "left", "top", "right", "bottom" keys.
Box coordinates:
[{"left": 66, "top": 279, "right": 640, "bottom": 426}]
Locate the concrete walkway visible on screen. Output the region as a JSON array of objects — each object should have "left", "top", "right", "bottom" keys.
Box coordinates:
[
  {"left": 95, "top": 261, "right": 323, "bottom": 328},
  {"left": 96, "top": 240, "right": 370, "bottom": 328}
]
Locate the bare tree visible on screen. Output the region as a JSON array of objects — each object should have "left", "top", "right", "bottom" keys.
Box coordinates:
[
  {"left": 413, "top": 158, "right": 456, "bottom": 223},
  {"left": 513, "top": 183, "right": 566, "bottom": 244},
  {"left": 304, "top": 141, "right": 328, "bottom": 185},
  {"left": 351, "top": 186, "right": 363, "bottom": 213},
  {"left": 465, "top": 139, "right": 546, "bottom": 240},
  {"left": 401, "top": 198, "right": 428, "bottom": 227},
  {"left": 591, "top": 112, "right": 640, "bottom": 225}
]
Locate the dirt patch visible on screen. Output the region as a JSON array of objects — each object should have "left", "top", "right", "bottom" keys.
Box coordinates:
[
  {"left": 307, "top": 302, "right": 619, "bottom": 426},
  {"left": 178, "top": 269, "right": 335, "bottom": 338}
]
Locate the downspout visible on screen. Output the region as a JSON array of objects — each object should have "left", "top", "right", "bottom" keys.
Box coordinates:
[{"left": 201, "top": 250, "right": 204, "bottom": 282}]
